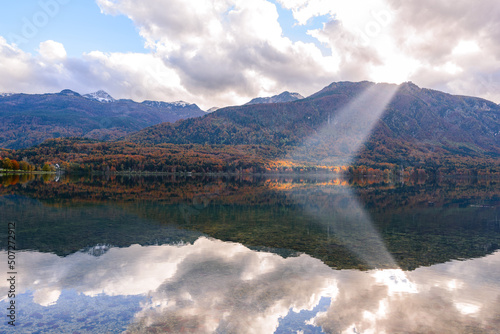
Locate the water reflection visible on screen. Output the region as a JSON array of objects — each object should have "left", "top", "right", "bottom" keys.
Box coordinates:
[
  {"left": 1, "top": 239, "right": 499, "bottom": 333},
  {"left": 314, "top": 251, "right": 500, "bottom": 334},
  {"left": 1, "top": 174, "right": 499, "bottom": 332},
  {"left": 1, "top": 176, "right": 499, "bottom": 269},
  {"left": 295, "top": 184, "right": 397, "bottom": 269}
]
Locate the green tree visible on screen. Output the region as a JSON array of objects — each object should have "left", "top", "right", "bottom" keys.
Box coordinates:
[
  {"left": 42, "top": 163, "right": 52, "bottom": 172},
  {"left": 19, "top": 161, "right": 30, "bottom": 171}
]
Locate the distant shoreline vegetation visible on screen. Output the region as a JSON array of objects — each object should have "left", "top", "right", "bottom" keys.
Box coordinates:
[
  {"left": 0, "top": 157, "right": 55, "bottom": 173},
  {"left": 0, "top": 137, "right": 498, "bottom": 178}
]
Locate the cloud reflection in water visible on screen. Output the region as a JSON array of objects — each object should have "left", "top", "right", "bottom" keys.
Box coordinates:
[{"left": 1, "top": 239, "right": 500, "bottom": 333}]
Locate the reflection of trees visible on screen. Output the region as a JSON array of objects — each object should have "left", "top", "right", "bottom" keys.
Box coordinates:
[
  {"left": 1, "top": 175, "right": 499, "bottom": 270},
  {"left": 0, "top": 173, "right": 36, "bottom": 186},
  {"left": 0, "top": 195, "right": 203, "bottom": 256}
]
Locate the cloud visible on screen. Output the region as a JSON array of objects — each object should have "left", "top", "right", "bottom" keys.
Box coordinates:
[
  {"left": 96, "top": 0, "right": 339, "bottom": 106},
  {"left": 275, "top": 0, "right": 500, "bottom": 103},
  {"left": 0, "top": 37, "right": 199, "bottom": 106},
  {"left": 2, "top": 0, "right": 500, "bottom": 108},
  {"left": 313, "top": 252, "right": 500, "bottom": 333},
  {"left": 38, "top": 40, "right": 67, "bottom": 61},
  {"left": 382, "top": 0, "right": 500, "bottom": 101}
]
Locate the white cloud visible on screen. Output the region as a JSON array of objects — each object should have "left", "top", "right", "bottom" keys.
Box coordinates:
[
  {"left": 0, "top": 36, "right": 37, "bottom": 87},
  {"left": 96, "top": 0, "right": 339, "bottom": 106},
  {"left": 452, "top": 40, "right": 480, "bottom": 55},
  {"left": 274, "top": 0, "right": 500, "bottom": 103},
  {"left": 38, "top": 40, "right": 67, "bottom": 61},
  {"left": 0, "top": 37, "right": 202, "bottom": 107},
  {"left": 33, "top": 288, "right": 62, "bottom": 307},
  {"left": 312, "top": 251, "right": 500, "bottom": 333},
  {"left": 2, "top": 0, "right": 500, "bottom": 108}
]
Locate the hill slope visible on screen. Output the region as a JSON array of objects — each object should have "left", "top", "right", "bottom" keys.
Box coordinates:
[
  {"left": 0, "top": 90, "right": 204, "bottom": 149},
  {"left": 128, "top": 81, "right": 500, "bottom": 166}
]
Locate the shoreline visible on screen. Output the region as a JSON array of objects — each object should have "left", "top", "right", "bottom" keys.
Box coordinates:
[
  {"left": 5, "top": 170, "right": 496, "bottom": 180},
  {"left": 0, "top": 170, "right": 57, "bottom": 175}
]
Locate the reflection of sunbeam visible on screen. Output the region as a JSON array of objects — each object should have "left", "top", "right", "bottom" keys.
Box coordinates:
[
  {"left": 301, "top": 185, "right": 397, "bottom": 268},
  {"left": 373, "top": 269, "right": 418, "bottom": 294},
  {"left": 286, "top": 83, "right": 400, "bottom": 269}
]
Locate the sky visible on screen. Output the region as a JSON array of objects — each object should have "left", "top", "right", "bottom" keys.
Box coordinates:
[{"left": 1, "top": 0, "right": 500, "bottom": 110}]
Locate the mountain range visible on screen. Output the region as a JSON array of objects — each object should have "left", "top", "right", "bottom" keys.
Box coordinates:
[
  {"left": 2, "top": 81, "right": 500, "bottom": 171},
  {"left": 127, "top": 81, "right": 499, "bottom": 166},
  {"left": 0, "top": 89, "right": 204, "bottom": 149}
]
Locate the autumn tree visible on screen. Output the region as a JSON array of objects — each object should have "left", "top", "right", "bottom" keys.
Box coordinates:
[
  {"left": 11, "top": 160, "right": 20, "bottom": 170},
  {"left": 2, "top": 158, "right": 13, "bottom": 170}
]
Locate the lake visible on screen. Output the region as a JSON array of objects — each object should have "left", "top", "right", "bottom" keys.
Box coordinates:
[{"left": 1, "top": 174, "right": 499, "bottom": 333}]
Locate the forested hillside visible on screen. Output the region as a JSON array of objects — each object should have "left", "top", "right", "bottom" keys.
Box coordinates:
[{"left": 0, "top": 89, "right": 204, "bottom": 149}]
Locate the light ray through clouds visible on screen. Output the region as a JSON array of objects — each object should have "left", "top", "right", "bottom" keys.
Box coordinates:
[
  {"left": 288, "top": 83, "right": 401, "bottom": 269},
  {"left": 289, "top": 82, "right": 399, "bottom": 166}
]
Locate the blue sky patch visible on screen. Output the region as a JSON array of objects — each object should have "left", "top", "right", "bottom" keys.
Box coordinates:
[
  {"left": 270, "top": 0, "right": 332, "bottom": 56},
  {"left": 0, "top": 1, "right": 146, "bottom": 57}
]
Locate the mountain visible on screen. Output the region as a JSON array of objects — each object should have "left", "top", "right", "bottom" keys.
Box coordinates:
[
  {"left": 206, "top": 107, "right": 220, "bottom": 113},
  {"left": 141, "top": 100, "right": 204, "bottom": 120},
  {"left": 57, "top": 89, "right": 81, "bottom": 97},
  {"left": 83, "top": 90, "right": 116, "bottom": 103},
  {"left": 0, "top": 90, "right": 205, "bottom": 149},
  {"left": 245, "top": 91, "right": 304, "bottom": 105},
  {"left": 127, "top": 81, "right": 499, "bottom": 166}
]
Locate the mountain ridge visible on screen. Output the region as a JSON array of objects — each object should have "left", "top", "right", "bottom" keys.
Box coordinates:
[
  {"left": 2, "top": 81, "right": 499, "bottom": 171},
  {"left": 0, "top": 89, "right": 205, "bottom": 149},
  {"left": 127, "top": 81, "right": 499, "bottom": 166},
  {"left": 246, "top": 91, "right": 304, "bottom": 105}
]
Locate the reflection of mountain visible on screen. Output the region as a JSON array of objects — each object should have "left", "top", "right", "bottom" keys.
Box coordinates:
[
  {"left": 1, "top": 240, "right": 499, "bottom": 334},
  {"left": 0, "top": 195, "right": 203, "bottom": 256},
  {"left": 1, "top": 176, "right": 499, "bottom": 270}
]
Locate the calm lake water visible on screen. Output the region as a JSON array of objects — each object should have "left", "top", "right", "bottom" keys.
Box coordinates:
[{"left": 1, "top": 174, "right": 499, "bottom": 333}]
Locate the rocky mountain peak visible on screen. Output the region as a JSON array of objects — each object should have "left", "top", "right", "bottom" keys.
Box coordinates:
[
  {"left": 246, "top": 91, "right": 304, "bottom": 105},
  {"left": 83, "top": 90, "right": 116, "bottom": 103}
]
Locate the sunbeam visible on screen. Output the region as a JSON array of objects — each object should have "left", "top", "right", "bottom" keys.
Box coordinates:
[
  {"left": 287, "top": 83, "right": 400, "bottom": 269},
  {"left": 288, "top": 82, "right": 399, "bottom": 167}
]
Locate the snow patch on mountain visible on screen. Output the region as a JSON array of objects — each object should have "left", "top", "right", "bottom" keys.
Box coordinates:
[
  {"left": 142, "top": 100, "right": 193, "bottom": 109},
  {"left": 246, "top": 91, "right": 304, "bottom": 105},
  {"left": 83, "top": 90, "right": 116, "bottom": 103},
  {"left": 206, "top": 107, "right": 220, "bottom": 113}
]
